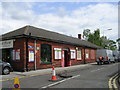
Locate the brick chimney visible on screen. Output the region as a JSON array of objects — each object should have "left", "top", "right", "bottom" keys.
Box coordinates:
[{"left": 78, "top": 34, "right": 82, "bottom": 39}]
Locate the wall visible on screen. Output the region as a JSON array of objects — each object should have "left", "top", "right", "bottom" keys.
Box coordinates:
[
  {"left": 13, "top": 38, "right": 96, "bottom": 71},
  {"left": 26, "top": 39, "right": 96, "bottom": 70},
  {"left": 12, "top": 38, "right": 26, "bottom": 71}
]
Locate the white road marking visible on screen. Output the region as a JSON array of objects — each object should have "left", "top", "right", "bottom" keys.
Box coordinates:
[
  {"left": 41, "top": 75, "right": 80, "bottom": 88},
  {"left": 91, "top": 68, "right": 105, "bottom": 72}
]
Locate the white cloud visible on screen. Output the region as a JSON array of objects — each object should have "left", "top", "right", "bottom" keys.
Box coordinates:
[
  {"left": 0, "top": 2, "right": 118, "bottom": 41},
  {"left": 57, "top": 7, "right": 67, "bottom": 17}
]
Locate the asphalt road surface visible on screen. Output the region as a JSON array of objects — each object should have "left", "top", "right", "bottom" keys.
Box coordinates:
[{"left": 1, "top": 62, "right": 119, "bottom": 89}]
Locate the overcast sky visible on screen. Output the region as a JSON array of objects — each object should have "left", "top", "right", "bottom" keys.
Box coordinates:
[{"left": 0, "top": 0, "right": 119, "bottom": 41}]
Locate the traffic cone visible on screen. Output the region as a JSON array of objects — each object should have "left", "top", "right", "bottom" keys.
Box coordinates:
[
  {"left": 51, "top": 66, "right": 57, "bottom": 81},
  {"left": 13, "top": 77, "right": 20, "bottom": 89}
]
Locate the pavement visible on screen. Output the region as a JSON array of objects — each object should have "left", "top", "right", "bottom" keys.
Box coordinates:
[{"left": 1, "top": 62, "right": 96, "bottom": 81}]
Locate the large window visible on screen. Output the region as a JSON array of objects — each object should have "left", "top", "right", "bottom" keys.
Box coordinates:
[
  {"left": 77, "top": 49, "right": 82, "bottom": 60},
  {"left": 70, "top": 50, "right": 76, "bottom": 59},
  {"left": 41, "top": 44, "right": 52, "bottom": 64},
  {"left": 85, "top": 53, "right": 89, "bottom": 59},
  {"left": 85, "top": 49, "right": 89, "bottom": 59},
  {"left": 54, "top": 48, "right": 62, "bottom": 59}
]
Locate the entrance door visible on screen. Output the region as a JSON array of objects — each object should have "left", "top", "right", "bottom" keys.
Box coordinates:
[
  {"left": 2, "top": 49, "right": 12, "bottom": 63},
  {"left": 2, "top": 49, "right": 14, "bottom": 68},
  {"left": 63, "top": 48, "right": 70, "bottom": 67},
  {"left": 64, "top": 50, "right": 68, "bottom": 67}
]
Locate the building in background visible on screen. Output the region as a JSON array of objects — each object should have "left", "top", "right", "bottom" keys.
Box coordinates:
[{"left": 0, "top": 26, "right": 101, "bottom": 71}]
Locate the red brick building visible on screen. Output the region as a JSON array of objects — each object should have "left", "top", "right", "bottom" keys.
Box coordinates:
[{"left": 1, "top": 26, "right": 101, "bottom": 71}]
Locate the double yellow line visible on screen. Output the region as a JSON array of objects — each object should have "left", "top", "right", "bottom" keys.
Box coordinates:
[{"left": 108, "top": 73, "right": 119, "bottom": 90}]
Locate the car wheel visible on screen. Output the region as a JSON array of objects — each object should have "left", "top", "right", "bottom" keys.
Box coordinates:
[
  {"left": 3, "top": 67, "right": 10, "bottom": 75},
  {"left": 97, "top": 62, "right": 99, "bottom": 65}
]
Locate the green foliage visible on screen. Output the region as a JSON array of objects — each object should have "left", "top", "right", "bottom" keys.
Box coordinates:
[
  {"left": 83, "top": 29, "right": 90, "bottom": 40},
  {"left": 116, "top": 38, "right": 120, "bottom": 51},
  {"left": 116, "top": 38, "right": 120, "bottom": 42},
  {"left": 106, "top": 40, "right": 117, "bottom": 50},
  {"left": 83, "top": 29, "right": 117, "bottom": 50}
]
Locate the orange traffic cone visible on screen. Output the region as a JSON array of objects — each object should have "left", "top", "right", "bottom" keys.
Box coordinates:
[{"left": 51, "top": 66, "right": 57, "bottom": 81}]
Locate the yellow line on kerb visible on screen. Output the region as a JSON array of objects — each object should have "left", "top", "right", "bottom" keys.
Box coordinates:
[
  {"left": 113, "top": 75, "right": 119, "bottom": 89},
  {"left": 108, "top": 73, "right": 118, "bottom": 90}
]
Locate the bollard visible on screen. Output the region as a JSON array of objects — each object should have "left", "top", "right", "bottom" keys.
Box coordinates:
[{"left": 13, "top": 77, "right": 20, "bottom": 89}]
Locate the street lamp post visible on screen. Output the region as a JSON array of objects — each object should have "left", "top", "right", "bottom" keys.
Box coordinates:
[
  {"left": 103, "top": 28, "right": 112, "bottom": 37},
  {"left": 118, "top": 40, "right": 120, "bottom": 51},
  {"left": 102, "top": 29, "right": 112, "bottom": 49}
]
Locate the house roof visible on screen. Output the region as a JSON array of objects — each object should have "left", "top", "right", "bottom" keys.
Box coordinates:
[{"left": 1, "top": 25, "right": 102, "bottom": 49}]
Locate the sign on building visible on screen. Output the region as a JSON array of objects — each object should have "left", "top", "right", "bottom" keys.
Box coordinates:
[
  {"left": 29, "top": 51, "right": 34, "bottom": 62},
  {"left": 16, "top": 49, "right": 20, "bottom": 60},
  {"left": 0, "top": 40, "right": 14, "bottom": 49},
  {"left": 12, "top": 49, "right": 20, "bottom": 60}
]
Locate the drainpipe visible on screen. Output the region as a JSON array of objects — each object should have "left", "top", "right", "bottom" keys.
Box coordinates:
[
  {"left": 26, "top": 36, "right": 28, "bottom": 71},
  {"left": 34, "top": 39, "right": 37, "bottom": 70},
  {"left": 26, "top": 33, "right": 31, "bottom": 71}
]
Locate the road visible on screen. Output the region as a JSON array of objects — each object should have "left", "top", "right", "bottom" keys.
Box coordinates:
[{"left": 1, "top": 62, "right": 119, "bottom": 89}]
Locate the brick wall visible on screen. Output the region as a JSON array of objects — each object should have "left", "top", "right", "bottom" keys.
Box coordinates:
[
  {"left": 12, "top": 38, "right": 25, "bottom": 71},
  {"left": 13, "top": 38, "right": 97, "bottom": 71}
]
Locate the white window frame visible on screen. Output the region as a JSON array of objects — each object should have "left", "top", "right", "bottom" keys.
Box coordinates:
[
  {"left": 77, "top": 49, "right": 82, "bottom": 60},
  {"left": 70, "top": 50, "right": 76, "bottom": 59},
  {"left": 54, "top": 48, "right": 62, "bottom": 59}
]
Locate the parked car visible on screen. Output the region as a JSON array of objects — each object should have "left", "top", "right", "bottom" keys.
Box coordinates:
[
  {"left": 0, "top": 60, "right": 13, "bottom": 75},
  {"left": 118, "top": 52, "right": 120, "bottom": 62},
  {"left": 96, "top": 57, "right": 110, "bottom": 65},
  {"left": 113, "top": 50, "right": 120, "bottom": 62},
  {"left": 96, "top": 49, "right": 115, "bottom": 65}
]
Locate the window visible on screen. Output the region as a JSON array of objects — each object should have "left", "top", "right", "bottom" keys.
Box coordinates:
[
  {"left": 70, "top": 50, "right": 76, "bottom": 59},
  {"left": 54, "top": 48, "right": 62, "bottom": 59},
  {"left": 77, "top": 49, "right": 82, "bottom": 60},
  {"left": 11, "top": 49, "right": 20, "bottom": 61},
  {"left": 85, "top": 53, "right": 89, "bottom": 59},
  {"left": 41, "top": 44, "right": 52, "bottom": 64},
  {"left": 85, "top": 49, "right": 89, "bottom": 59}
]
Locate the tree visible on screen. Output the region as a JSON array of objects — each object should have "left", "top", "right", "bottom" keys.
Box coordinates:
[
  {"left": 83, "top": 29, "right": 117, "bottom": 50},
  {"left": 93, "top": 29, "right": 101, "bottom": 46},
  {"left": 116, "top": 38, "right": 120, "bottom": 51},
  {"left": 83, "top": 29, "right": 90, "bottom": 40},
  {"left": 116, "top": 38, "right": 120, "bottom": 42},
  {"left": 86, "top": 29, "right": 102, "bottom": 46},
  {"left": 100, "top": 36, "right": 108, "bottom": 48},
  {"left": 106, "top": 40, "right": 117, "bottom": 50}
]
